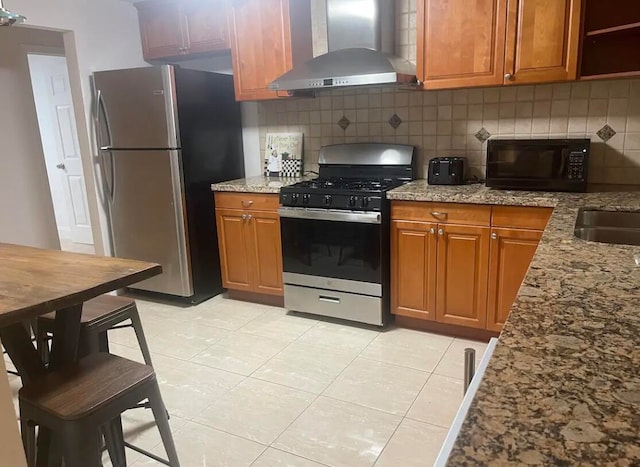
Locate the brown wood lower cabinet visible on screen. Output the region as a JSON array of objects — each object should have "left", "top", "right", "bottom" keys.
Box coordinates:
[
  {"left": 215, "top": 193, "right": 283, "bottom": 297},
  {"left": 391, "top": 201, "right": 551, "bottom": 334},
  {"left": 391, "top": 220, "right": 437, "bottom": 320},
  {"left": 486, "top": 227, "right": 542, "bottom": 331},
  {"left": 436, "top": 224, "right": 490, "bottom": 329}
]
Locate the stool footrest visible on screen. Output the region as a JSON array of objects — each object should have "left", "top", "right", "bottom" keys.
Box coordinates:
[{"left": 124, "top": 441, "right": 170, "bottom": 466}]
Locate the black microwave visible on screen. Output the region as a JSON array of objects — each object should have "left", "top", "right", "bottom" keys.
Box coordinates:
[{"left": 486, "top": 139, "right": 590, "bottom": 192}]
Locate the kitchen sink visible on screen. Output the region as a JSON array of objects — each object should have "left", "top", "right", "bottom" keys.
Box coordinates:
[{"left": 574, "top": 209, "right": 640, "bottom": 246}]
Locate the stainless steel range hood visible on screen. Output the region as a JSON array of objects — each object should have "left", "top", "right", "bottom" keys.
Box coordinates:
[{"left": 269, "top": 0, "right": 417, "bottom": 92}]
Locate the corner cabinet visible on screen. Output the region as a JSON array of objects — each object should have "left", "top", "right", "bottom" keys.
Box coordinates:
[
  {"left": 391, "top": 202, "right": 551, "bottom": 333},
  {"left": 417, "top": 0, "right": 582, "bottom": 89},
  {"left": 215, "top": 192, "right": 283, "bottom": 297},
  {"left": 228, "top": 0, "right": 313, "bottom": 101},
  {"left": 136, "top": 0, "right": 229, "bottom": 61}
]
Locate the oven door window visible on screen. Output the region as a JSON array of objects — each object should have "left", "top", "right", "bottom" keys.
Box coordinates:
[
  {"left": 280, "top": 217, "right": 382, "bottom": 284},
  {"left": 487, "top": 145, "right": 568, "bottom": 179}
]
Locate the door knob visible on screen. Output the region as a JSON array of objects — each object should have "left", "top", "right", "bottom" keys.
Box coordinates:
[
  {"left": 241, "top": 214, "right": 247, "bottom": 220},
  {"left": 504, "top": 73, "right": 514, "bottom": 81},
  {"left": 491, "top": 233, "right": 498, "bottom": 240},
  {"left": 429, "top": 228, "right": 435, "bottom": 234},
  {"left": 56, "top": 163, "right": 66, "bottom": 170},
  {"left": 438, "top": 228, "right": 444, "bottom": 236}
]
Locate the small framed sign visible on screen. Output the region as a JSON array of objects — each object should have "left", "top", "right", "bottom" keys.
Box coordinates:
[{"left": 264, "top": 132, "right": 303, "bottom": 177}]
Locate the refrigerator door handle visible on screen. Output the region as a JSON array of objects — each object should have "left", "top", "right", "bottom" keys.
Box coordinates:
[{"left": 96, "top": 90, "right": 116, "bottom": 200}]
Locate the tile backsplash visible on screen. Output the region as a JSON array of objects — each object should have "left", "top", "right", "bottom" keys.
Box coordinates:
[{"left": 257, "top": 79, "right": 640, "bottom": 184}]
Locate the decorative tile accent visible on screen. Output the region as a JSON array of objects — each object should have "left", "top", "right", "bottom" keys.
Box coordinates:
[
  {"left": 596, "top": 124, "right": 616, "bottom": 142},
  {"left": 388, "top": 113, "right": 403, "bottom": 129},
  {"left": 337, "top": 115, "right": 351, "bottom": 130},
  {"left": 475, "top": 127, "right": 491, "bottom": 143}
]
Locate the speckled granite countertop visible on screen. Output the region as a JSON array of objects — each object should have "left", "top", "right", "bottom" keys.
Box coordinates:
[
  {"left": 389, "top": 181, "right": 640, "bottom": 465},
  {"left": 210, "top": 176, "right": 308, "bottom": 194}
]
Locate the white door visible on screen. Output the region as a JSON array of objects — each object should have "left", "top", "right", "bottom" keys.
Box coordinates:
[{"left": 27, "top": 54, "right": 93, "bottom": 245}]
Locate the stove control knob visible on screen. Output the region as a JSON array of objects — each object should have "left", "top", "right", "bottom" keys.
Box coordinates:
[
  {"left": 323, "top": 195, "right": 332, "bottom": 206},
  {"left": 302, "top": 194, "right": 311, "bottom": 205},
  {"left": 361, "top": 197, "right": 370, "bottom": 208},
  {"left": 291, "top": 193, "right": 300, "bottom": 205},
  {"left": 348, "top": 196, "right": 357, "bottom": 207}
]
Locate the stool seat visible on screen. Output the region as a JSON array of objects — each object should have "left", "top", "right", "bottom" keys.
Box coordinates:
[
  {"left": 39, "top": 295, "right": 136, "bottom": 325},
  {"left": 20, "top": 354, "right": 154, "bottom": 421}
]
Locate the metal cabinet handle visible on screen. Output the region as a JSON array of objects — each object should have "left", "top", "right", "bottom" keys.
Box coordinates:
[
  {"left": 429, "top": 228, "right": 435, "bottom": 234},
  {"left": 56, "top": 163, "right": 66, "bottom": 170},
  {"left": 438, "top": 228, "right": 444, "bottom": 236},
  {"left": 491, "top": 233, "right": 498, "bottom": 240},
  {"left": 241, "top": 214, "right": 247, "bottom": 220},
  {"left": 504, "top": 73, "right": 514, "bottom": 81},
  {"left": 431, "top": 211, "right": 447, "bottom": 218},
  {"left": 241, "top": 200, "right": 254, "bottom": 207},
  {"left": 247, "top": 214, "right": 253, "bottom": 220}
]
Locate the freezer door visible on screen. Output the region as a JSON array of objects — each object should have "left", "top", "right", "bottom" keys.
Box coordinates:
[
  {"left": 93, "top": 65, "right": 179, "bottom": 149},
  {"left": 107, "top": 149, "right": 193, "bottom": 297}
]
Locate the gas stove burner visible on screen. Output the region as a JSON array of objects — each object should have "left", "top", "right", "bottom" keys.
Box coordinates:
[{"left": 291, "top": 178, "right": 400, "bottom": 192}]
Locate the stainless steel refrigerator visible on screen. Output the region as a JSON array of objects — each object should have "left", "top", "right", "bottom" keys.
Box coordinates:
[{"left": 93, "top": 65, "right": 244, "bottom": 302}]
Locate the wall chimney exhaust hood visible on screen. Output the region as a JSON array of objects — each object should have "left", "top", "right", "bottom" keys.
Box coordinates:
[
  {"left": 269, "top": 0, "right": 417, "bottom": 92},
  {"left": 0, "top": 0, "right": 26, "bottom": 26}
]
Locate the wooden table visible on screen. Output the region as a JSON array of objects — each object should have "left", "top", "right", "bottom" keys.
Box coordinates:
[{"left": 0, "top": 243, "right": 161, "bottom": 467}]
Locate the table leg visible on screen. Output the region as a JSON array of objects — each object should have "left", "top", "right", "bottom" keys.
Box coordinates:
[
  {"left": 1, "top": 305, "right": 84, "bottom": 467},
  {"left": 48, "top": 304, "right": 83, "bottom": 370}
]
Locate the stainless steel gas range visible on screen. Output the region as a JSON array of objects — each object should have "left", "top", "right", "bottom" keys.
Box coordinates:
[{"left": 279, "top": 143, "right": 416, "bottom": 326}]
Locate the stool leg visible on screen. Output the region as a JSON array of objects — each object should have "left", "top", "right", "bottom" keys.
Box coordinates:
[
  {"left": 20, "top": 417, "right": 35, "bottom": 467},
  {"left": 103, "top": 417, "right": 126, "bottom": 467},
  {"left": 130, "top": 310, "right": 154, "bottom": 367},
  {"left": 62, "top": 425, "right": 101, "bottom": 467},
  {"left": 148, "top": 383, "right": 180, "bottom": 467}
]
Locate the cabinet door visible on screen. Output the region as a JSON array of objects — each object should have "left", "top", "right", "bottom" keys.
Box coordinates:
[
  {"left": 216, "top": 209, "right": 253, "bottom": 291},
  {"left": 436, "top": 224, "right": 490, "bottom": 329},
  {"left": 487, "top": 228, "right": 542, "bottom": 331},
  {"left": 228, "top": 0, "right": 311, "bottom": 100},
  {"left": 137, "top": 2, "right": 186, "bottom": 60},
  {"left": 248, "top": 211, "right": 284, "bottom": 296},
  {"left": 418, "top": 0, "right": 508, "bottom": 89},
  {"left": 183, "top": 0, "right": 229, "bottom": 54},
  {"left": 391, "top": 220, "right": 438, "bottom": 320},
  {"left": 503, "top": 0, "right": 582, "bottom": 84}
]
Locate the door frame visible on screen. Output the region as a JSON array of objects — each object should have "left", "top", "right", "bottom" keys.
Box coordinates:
[{"left": 21, "top": 33, "right": 105, "bottom": 254}]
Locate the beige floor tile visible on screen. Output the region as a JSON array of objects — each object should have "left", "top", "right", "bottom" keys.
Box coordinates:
[
  {"left": 407, "top": 374, "right": 464, "bottom": 428},
  {"left": 151, "top": 356, "right": 245, "bottom": 420},
  {"left": 194, "top": 378, "right": 315, "bottom": 444},
  {"left": 191, "top": 332, "right": 290, "bottom": 376},
  {"left": 374, "top": 418, "right": 448, "bottom": 467},
  {"left": 296, "top": 321, "right": 379, "bottom": 357},
  {"left": 252, "top": 448, "right": 326, "bottom": 467},
  {"left": 274, "top": 396, "right": 401, "bottom": 467},
  {"left": 323, "top": 357, "right": 429, "bottom": 415},
  {"left": 238, "top": 309, "right": 317, "bottom": 341},
  {"left": 190, "top": 297, "right": 272, "bottom": 330},
  {"left": 252, "top": 341, "right": 355, "bottom": 394},
  {"left": 360, "top": 328, "right": 454, "bottom": 372},
  {"left": 145, "top": 323, "right": 230, "bottom": 360},
  {"left": 131, "top": 420, "right": 266, "bottom": 466},
  {"left": 433, "top": 337, "right": 488, "bottom": 379}
]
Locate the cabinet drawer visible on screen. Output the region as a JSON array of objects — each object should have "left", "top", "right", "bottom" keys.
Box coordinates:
[
  {"left": 391, "top": 201, "right": 491, "bottom": 226},
  {"left": 214, "top": 192, "right": 280, "bottom": 212},
  {"left": 492, "top": 206, "right": 552, "bottom": 231}
]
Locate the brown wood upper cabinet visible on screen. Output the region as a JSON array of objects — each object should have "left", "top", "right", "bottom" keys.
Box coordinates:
[
  {"left": 417, "top": 0, "right": 582, "bottom": 89},
  {"left": 228, "top": 0, "right": 313, "bottom": 101},
  {"left": 136, "top": 0, "right": 229, "bottom": 61},
  {"left": 214, "top": 193, "right": 284, "bottom": 296}
]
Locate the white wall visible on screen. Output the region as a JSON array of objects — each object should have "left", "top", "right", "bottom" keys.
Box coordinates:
[
  {"left": 4, "top": 0, "right": 148, "bottom": 254},
  {"left": 0, "top": 28, "right": 64, "bottom": 249}
]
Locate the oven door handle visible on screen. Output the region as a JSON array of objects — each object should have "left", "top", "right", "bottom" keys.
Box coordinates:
[{"left": 278, "top": 207, "right": 382, "bottom": 224}]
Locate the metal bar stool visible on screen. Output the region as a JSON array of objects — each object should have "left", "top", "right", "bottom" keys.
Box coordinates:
[
  {"left": 35, "top": 295, "right": 153, "bottom": 366},
  {"left": 19, "top": 353, "right": 180, "bottom": 467}
]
